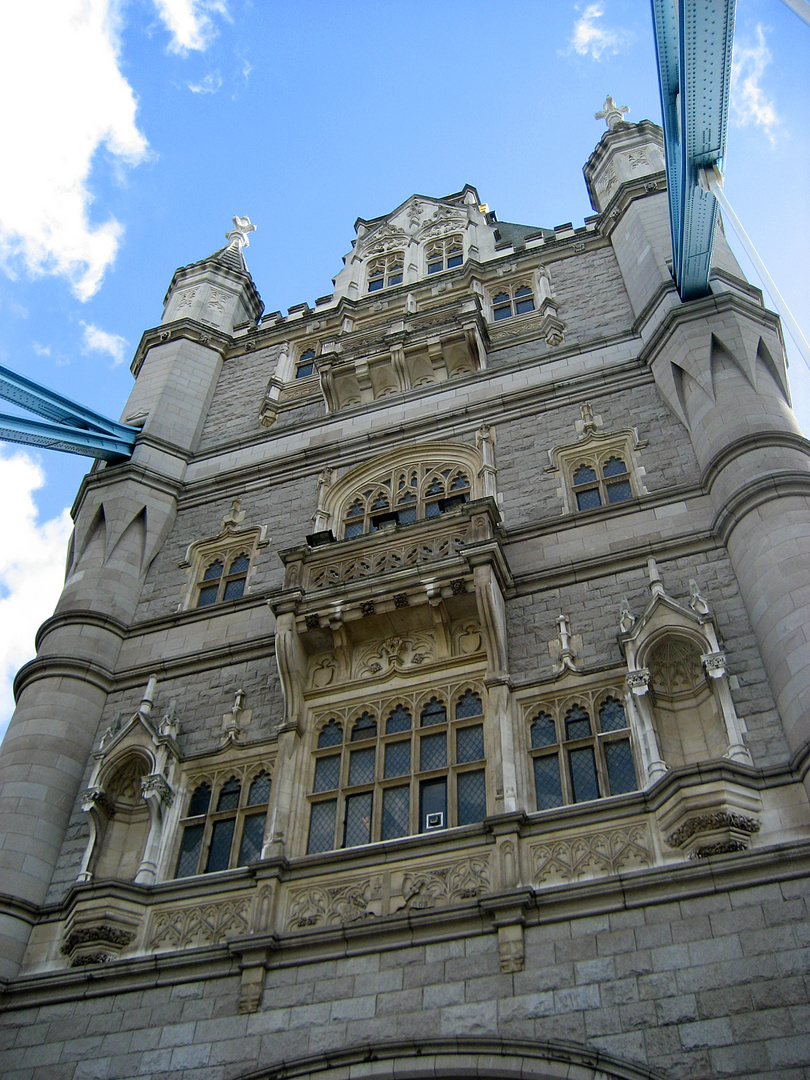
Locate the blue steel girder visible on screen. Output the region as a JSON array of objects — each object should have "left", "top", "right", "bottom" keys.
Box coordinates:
[
  {"left": 0, "top": 363, "right": 138, "bottom": 461},
  {"left": 651, "top": 0, "right": 736, "bottom": 300}
]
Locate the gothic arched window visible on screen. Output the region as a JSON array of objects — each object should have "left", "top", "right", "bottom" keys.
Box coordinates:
[
  {"left": 367, "top": 251, "right": 404, "bottom": 291},
  {"left": 426, "top": 234, "right": 464, "bottom": 275},
  {"left": 196, "top": 552, "right": 251, "bottom": 607},
  {"left": 306, "top": 688, "right": 487, "bottom": 854},
  {"left": 339, "top": 464, "right": 470, "bottom": 539},
  {"left": 491, "top": 282, "right": 535, "bottom": 320},
  {"left": 528, "top": 691, "right": 637, "bottom": 812},
  {"left": 174, "top": 769, "right": 272, "bottom": 878}
]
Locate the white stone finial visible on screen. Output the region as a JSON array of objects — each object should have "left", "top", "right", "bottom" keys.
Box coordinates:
[
  {"left": 595, "top": 95, "right": 629, "bottom": 130},
  {"left": 226, "top": 215, "right": 256, "bottom": 249}
]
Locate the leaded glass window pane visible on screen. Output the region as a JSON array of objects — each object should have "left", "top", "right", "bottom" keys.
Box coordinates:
[
  {"left": 297, "top": 350, "right": 315, "bottom": 378},
  {"left": 343, "top": 792, "right": 372, "bottom": 847},
  {"left": 345, "top": 521, "right": 364, "bottom": 538},
  {"left": 197, "top": 583, "right": 219, "bottom": 607},
  {"left": 565, "top": 706, "right": 592, "bottom": 741},
  {"left": 606, "top": 479, "right": 633, "bottom": 503},
  {"left": 533, "top": 755, "right": 563, "bottom": 810},
  {"left": 576, "top": 488, "right": 602, "bottom": 510},
  {"left": 456, "top": 689, "right": 483, "bottom": 718},
  {"left": 530, "top": 712, "right": 557, "bottom": 747},
  {"left": 217, "top": 777, "right": 241, "bottom": 811},
  {"left": 420, "top": 732, "right": 447, "bottom": 771},
  {"left": 599, "top": 697, "right": 628, "bottom": 732},
  {"left": 428, "top": 259, "right": 442, "bottom": 274},
  {"left": 202, "top": 561, "right": 223, "bottom": 581},
  {"left": 569, "top": 746, "right": 599, "bottom": 803},
  {"left": 381, "top": 785, "right": 409, "bottom": 840},
  {"left": 351, "top": 712, "right": 377, "bottom": 741},
  {"left": 229, "top": 554, "right": 250, "bottom": 574},
  {"left": 368, "top": 276, "right": 383, "bottom": 292},
  {"left": 447, "top": 253, "right": 463, "bottom": 268},
  {"left": 188, "top": 783, "right": 211, "bottom": 817},
  {"left": 308, "top": 800, "right": 336, "bottom": 853},
  {"left": 384, "top": 740, "right": 411, "bottom": 777},
  {"left": 457, "top": 769, "right": 486, "bottom": 825},
  {"left": 238, "top": 812, "right": 265, "bottom": 864},
  {"left": 603, "top": 456, "right": 628, "bottom": 477},
  {"left": 313, "top": 754, "right": 341, "bottom": 792},
  {"left": 386, "top": 704, "right": 411, "bottom": 734},
  {"left": 515, "top": 295, "right": 535, "bottom": 315},
  {"left": 348, "top": 747, "right": 375, "bottom": 786},
  {"left": 573, "top": 465, "right": 598, "bottom": 485},
  {"left": 247, "top": 771, "right": 271, "bottom": 805},
  {"left": 175, "top": 823, "right": 204, "bottom": 877},
  {"left": 388, "top": 271, "right": 403, "bottom": 286},
  {"left": 318, "top": 720, "right": 342, "bottom": 748},
  {"left": 420, "top": 698, "right": 446, "bottom": 726},
  {"left": 456, "top": 724, "right": 484, "bottom": 764},
  {"left": 605, "top": 739, "right": 637, "bottom": 794},
  {"left": 205, "top": 818, "right": 235, "bottom": 873},
  {"left": 222, "top": 577, "right": 245, "bottom": 600}
]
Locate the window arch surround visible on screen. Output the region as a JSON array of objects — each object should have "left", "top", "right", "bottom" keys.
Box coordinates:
[
  {"left": 321, "top": 441, "right": 484, "bottom": 540},
  {"left": 250, "top": 1037, "right": 668, "bottom": 1080}
]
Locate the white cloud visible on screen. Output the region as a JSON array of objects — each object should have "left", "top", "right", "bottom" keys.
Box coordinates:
[
  {"left": 0, "top": 2, "right": 150, "bottom": 301},
  {"left": 188, "top": 71, "right": 223, "bottom": 94},
  {"left": 80, "top": 321, "right": 128, "bottom": 365},
  {"left": 568, "top": 3, "right": 628, "bottom": 60},
  {"left": 32, "top": 342, "right": 52, "bottom": 357},
  {"left": 731, "top": 25, "right": 780, "bottom": 143},
  {"left": 0, "top": 450, "right": 73, "bottom": 746},
  {"left": 152, "top": 0, "right": 230, "bottom": 54}
]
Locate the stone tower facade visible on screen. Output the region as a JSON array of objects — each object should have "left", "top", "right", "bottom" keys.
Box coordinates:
[{"left": 1, "top": 116, "right": 809, "bottom": 1079}]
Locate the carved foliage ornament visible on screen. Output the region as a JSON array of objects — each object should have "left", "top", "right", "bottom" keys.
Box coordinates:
[{"left": 148, "top": 897, "right": 253, "bottom": 951}]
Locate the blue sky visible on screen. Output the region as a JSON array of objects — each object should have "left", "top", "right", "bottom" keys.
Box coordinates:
[{"left": 0, "top": 0, "right": 807, "bottom": 740}]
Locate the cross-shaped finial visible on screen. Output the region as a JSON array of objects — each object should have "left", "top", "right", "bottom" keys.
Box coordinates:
[
  {"left": 225, "top": 215, "right": 256, "bottom": 249},
  {"left": 595, "top": 95, "right": 629, "bottom": 130}
]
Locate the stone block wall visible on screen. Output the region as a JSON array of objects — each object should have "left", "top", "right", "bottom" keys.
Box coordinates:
[{"left": 2, "top": 869, "right": 809, "bottom": 1080}]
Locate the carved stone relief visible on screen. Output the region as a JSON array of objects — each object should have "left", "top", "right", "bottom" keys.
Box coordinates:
[
  {"left": 530, "top": 823, "right": 652, "bottom": 885},
  {"left": 147, "top": 896, "right": 253, "bottom": 951}
]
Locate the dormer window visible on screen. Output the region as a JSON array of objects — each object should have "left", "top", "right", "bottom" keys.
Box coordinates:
[
  {"left": 426, "top": 235, "right": 463, "bottom": 275},
  {"left": 368, "top": 252, "right": 404, "bottom": 292},
  {"left": 492, "top": 283, "right": 535, "bottom": 321},
  {"left": 296, "top": 349, "right": 316, "bottom": 379}
]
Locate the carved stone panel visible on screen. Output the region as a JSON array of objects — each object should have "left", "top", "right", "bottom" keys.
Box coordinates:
[
  {"left": 147, "top": 896, "right": 253, "bottom": 951},
  {"left": 530, "top": 823, "right": 652, "bottom": 886}
]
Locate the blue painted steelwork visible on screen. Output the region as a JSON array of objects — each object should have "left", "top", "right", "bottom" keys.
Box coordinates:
[
  {"left": 0, "top": 364, "right": 138, "bottom": 461},
  {"left": 651, "top": 0, "right": 736, "bottom": 300}
]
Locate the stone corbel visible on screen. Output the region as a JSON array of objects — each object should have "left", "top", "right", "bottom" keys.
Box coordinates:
[
  {"left": 480, "top": 890, "right": 534, "bottom": 973},
  {"left": 701, "top": 651, "right": 752, "bottom": 765},
  {"left": 624, "top": 672, "right": 668, "bottom": 781},
  {"left": 389, "top": 343, "right": 409, "bottom": 392},
  {"left": 316, "top": 355, "right": 339, "bottom": 413}
]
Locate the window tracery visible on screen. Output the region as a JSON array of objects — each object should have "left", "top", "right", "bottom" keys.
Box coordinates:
[
  {"left": 196, "top": 552, "right": 251, "bottom": 607},
  {"left": 340, "top": 464, "right": 471, "bottom": 539},
  {"left": 426, "top": 234, "right": 463, "bottom": 275},
  {"left": 295, "top": 348, "right": 316, "bottom": 379},
  {"left": 307, "top": 687, "right": 487, "bottom": 854},
  {"left": 490, "top": 282, "right": 535, "bottom": 320},
  {"left": 367, "top": 251, "right": 404, "bottom": 291},
  {"left": 527, "top": 687, "right": 638, "bottom": 811}
]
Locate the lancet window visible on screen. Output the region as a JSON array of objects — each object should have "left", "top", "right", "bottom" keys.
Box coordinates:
[
  {"left": 296, "top": 349, "right": 316, "bottom": 379},
  {"left": 341, "top": 464, "right": 471, "bottom": 539},
  {"left": 527, "top": 689, "right": 637, "bottom": 811},
  {"left": 307, "top": 688, "right": 487, "bottom": 854},
  {"left": 367, "top": 251, "right": 404, "bottom": 291},
  {"left": 174, "top": 769, "right": 272, "bottom": 877}
]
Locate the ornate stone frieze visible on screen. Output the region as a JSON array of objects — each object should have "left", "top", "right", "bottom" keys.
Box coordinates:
[
  {"left": 307, "top": 531, "right": 468, "bottom": 590},
  {"left": 285, "top": 853, "right": 491, "bottom": 931},
  {"left": 530, "top": 823, "right": 652, "bottom": 886},
  {"left": 147, "top": 897, "right": 253, "bottom": 951}
]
